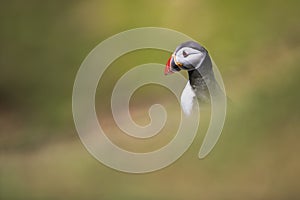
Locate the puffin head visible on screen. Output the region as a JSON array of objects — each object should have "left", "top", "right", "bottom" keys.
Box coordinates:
[{"left": 164, "top": 41, "right": 208, "bottom": 75}]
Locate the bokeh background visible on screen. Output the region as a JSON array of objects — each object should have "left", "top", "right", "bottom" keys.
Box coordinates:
[{"left": 1, "top": 0, "right": 300, "bottom": 199}]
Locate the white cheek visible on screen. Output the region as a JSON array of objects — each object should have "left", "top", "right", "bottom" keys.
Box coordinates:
[
  {"left": 187, "top": 54, "right": 204, "bottom": 67},
  {"left": 175, "top": 51, "right": 205, "bottom": 68},
  {"left": 176, "top": 55, "right": 185, "bottom": 65}
]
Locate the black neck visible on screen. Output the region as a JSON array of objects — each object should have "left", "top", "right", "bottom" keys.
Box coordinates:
[{"left": 188, "top": 54, "right": 212, "bottom": 86}]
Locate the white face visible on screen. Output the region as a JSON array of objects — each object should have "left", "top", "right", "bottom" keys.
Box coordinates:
[{"left": 174, "top": 47, "right": 206, "bottom": 70}]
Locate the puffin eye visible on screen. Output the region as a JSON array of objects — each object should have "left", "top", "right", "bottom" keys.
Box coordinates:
[{"left": 182, "top": 50, "right": 188, "bottom": 58}]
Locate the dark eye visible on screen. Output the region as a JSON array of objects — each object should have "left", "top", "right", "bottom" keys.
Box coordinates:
[{"left": 182, "top": 50, "right": 188, "bottom": 57}]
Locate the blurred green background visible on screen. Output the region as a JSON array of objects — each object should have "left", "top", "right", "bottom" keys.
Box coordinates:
[{"left": 1, "top": 0, "right": 300, "bottom": 199}]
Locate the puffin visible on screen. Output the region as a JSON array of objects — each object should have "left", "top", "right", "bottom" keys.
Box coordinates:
[{"left": 165, "top": 41, "right": 224, "bottom": 115}]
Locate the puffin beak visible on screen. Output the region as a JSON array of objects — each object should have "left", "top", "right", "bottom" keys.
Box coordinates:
[{"left": 164, "top": 56, "right": 174, "bottom": 75}]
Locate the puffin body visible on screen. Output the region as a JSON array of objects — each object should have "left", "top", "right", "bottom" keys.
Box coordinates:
[{"left": 165, "top": 41, "right": 222, "bottom": 115}]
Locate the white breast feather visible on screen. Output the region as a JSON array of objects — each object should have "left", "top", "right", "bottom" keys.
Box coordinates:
[{"left": 180, "top": 81, "right": 196, "bottom": 115}]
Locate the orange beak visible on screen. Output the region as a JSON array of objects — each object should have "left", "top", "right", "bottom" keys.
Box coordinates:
[{"left": 164, "top": 56, "right": 174, "bottom": 75}]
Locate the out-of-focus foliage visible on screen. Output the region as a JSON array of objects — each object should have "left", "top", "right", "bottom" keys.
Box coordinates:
[{"left": 1, "top": 0, "right": 300, "bottom": 199}]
